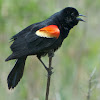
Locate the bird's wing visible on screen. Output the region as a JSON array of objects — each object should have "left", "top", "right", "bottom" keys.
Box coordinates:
[
  {"left": 6, "top": 25, "right": 60, "bottom": 60},
  {"left": 25, "top": 25, "right": 60, "bottom": 54}
]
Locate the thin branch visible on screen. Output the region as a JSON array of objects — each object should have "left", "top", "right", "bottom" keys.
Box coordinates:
[
  {"left": 45, "top": 51, "right": 53, "bottom": 100},
  {"left": 87, "top": 67, "right": 96, "bottom": 100}
]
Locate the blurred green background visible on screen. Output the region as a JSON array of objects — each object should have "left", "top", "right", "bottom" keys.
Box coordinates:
[{"left": 0, "top": 0, "right": 100, "bottom": 100}]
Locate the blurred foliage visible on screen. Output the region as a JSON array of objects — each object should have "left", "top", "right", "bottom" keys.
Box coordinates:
[{"left": 0, "top": 0, "right": 100, "bottom": 100}]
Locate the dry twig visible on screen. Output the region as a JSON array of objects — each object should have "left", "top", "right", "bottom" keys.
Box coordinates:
[
  {"left": 87, "top": 67, "right": 96, "bottom": 100},
  {"left": 45, "top": 51, "right": 53, "bottom": 100}
]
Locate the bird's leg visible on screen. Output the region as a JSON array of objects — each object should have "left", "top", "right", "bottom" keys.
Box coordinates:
[
  {"left": 37, "top": 50, "right": 54, "bottom": 75},
  {"left": 37, "top": 56, "right": 48, "bottom": 71},
  {"left": 47, "top": 50, "right": 54, "bottom": 75},
  {"left": 45, "top": 50, "right": 54, "bottom": 100}
]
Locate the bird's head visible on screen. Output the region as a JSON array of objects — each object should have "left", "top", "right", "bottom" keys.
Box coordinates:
[{"left": 60, "top": 7, "right": 85, "bottom": 28}]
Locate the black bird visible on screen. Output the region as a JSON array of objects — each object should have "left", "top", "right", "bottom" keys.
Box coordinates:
[{"left": 5, "top": 7, "right": 85, "bottom": 89}]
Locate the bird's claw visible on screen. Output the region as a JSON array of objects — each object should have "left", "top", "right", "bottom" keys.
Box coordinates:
[
  {"left": 46, "top": 67, "right": 53, "bottom": 76},
  {"left": 50, "top": 67, "right": 53, "bottom": 70}
]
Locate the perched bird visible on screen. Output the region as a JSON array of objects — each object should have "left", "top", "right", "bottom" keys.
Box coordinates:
[{"left": 5, "top": 7, "right": 85, "bottom": 89}]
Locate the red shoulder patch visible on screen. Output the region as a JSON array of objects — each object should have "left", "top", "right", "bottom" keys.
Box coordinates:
[{"left": 36, "top": 25, "right": 60, "bottom": 38}]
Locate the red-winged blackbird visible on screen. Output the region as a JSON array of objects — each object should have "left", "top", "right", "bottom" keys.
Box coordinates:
[{"left": 5, "top": 7, "right": 85, "bottom": 89}]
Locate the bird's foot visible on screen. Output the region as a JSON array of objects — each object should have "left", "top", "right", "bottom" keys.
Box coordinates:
[{"left": 46, "top": 67, "right": 53, "bottom": 76}]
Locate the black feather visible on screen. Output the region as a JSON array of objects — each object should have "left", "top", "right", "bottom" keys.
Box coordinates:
[{"left": 7, "top": 57, "right": 26, "bottom": 89}]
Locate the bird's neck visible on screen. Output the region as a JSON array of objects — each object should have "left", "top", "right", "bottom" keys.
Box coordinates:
[
  {"left": 57, "top": 17, "right": 78, "bottom": 39},
  {"left": 59, "top": 18, "right": 77, "bottom": 30},
  {"left": 56, "top": 19, "right": 72, "bottom": 39}
]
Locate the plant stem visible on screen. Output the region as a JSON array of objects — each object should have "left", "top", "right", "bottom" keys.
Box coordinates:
[{"left": 45, "top": 52, "right": 53, "bottom": 100}]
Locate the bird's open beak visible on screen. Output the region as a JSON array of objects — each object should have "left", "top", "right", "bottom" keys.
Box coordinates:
[{"left": 76, "top": 14, "right": 86, "bottom": 22}]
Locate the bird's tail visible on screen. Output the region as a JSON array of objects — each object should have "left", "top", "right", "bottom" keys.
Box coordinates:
[{"left": 7, "top": 57, "right": 27, "bottom": 89}]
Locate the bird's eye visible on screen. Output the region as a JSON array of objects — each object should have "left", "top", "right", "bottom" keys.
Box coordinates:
[{"left": 71, "top": 13, "right": 74, "bottom": 16}]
